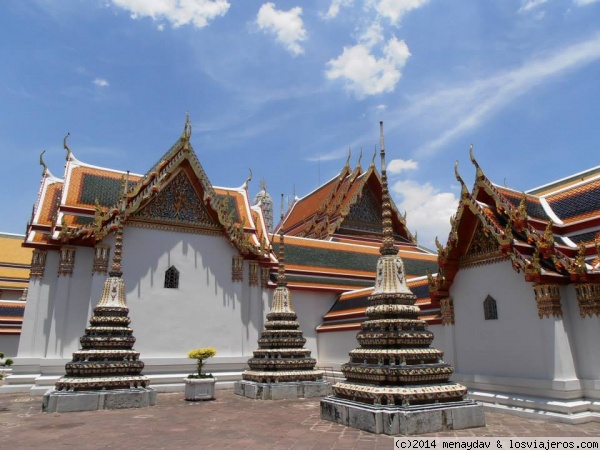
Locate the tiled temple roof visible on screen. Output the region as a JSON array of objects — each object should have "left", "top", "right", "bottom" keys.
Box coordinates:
[
  {"left": 430, "top": 153, "right": 600, "bottom": 302},
  {"left": 317, "top": 276, "right": 435, "bottom": 332},
  {"left": 24, "top": 118, "right": 271, "bottom": 261}
]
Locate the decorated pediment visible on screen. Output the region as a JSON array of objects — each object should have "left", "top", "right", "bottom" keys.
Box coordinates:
[
  {"left": 131, "top": 170, "right": 221, "bottom": 231},
  {"left": 459, "top": 221, "right": 501, "bottom": 267},
  {"left": 342, "top": 186, "right": 383, "bottom": 233}
]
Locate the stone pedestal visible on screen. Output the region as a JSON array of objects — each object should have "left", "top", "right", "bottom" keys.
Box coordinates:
[
  {"left": 234, "top": 380, "right": 331, "bottom": 400},
  {"left": 184, "top": 378, "right": 216, "bottom": 401},
  {"left": 320, "top": 396, "right": 485, "bottom": 435},
  {"left": 42, "top": 388, "right": 156, "bottom": 413}
]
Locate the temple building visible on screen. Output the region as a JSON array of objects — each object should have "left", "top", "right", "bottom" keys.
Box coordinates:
[
  {"left": 2, "top": 116, "right": 439, "bottom": 396},
  {"left": 0, "top": 233, "right": 32, "bottom": 355},
  {"left": 429, "top": 148, "right": 600, "bottom": 423}
]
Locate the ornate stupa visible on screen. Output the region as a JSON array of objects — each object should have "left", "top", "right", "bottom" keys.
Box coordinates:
[
  {"left": 253, "top": 179, "right": 274, "bottom": 232},
  {"left": 320, "top": 122, "right": 484, "bottom": 435},
  {"left": 234, "top": 206, "right": 330, "bottom": 399},
  {"left": 42, "top": 202, "right": 155, "bottom": 412}
]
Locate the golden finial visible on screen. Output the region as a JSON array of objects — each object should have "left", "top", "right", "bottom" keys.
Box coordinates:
[
  {"left": 181, "top": 112, "right": 192, "bottom": 140},
  {"left": 39, "top": 150, "right": 48, "bottom": 175},
  {"left": 346, "top": 147, "right": 351, "bottom": 167},
  {"left": 357, "top": 147, "right": 363, "bottom": 167},
  {"left": 454, "top": 161, "right": 469, "bottom": 197},
  {"left": 63, "top": 132, "right": 71, "bottom": 161},
  {"left": 370, "top": 144, "right": 376, "bottom": 167},
  {"left": 243, "top": 168, "right": 253, "bottom": 189},
  {"left": 469, "top": 144, "right": 484, "bottom": 179}
]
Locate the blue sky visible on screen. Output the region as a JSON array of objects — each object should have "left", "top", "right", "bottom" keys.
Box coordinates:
[{"left": 1, "top": 0, "right": 600, "bottom": 248}]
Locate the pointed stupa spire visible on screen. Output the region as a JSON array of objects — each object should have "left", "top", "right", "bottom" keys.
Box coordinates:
[
  {"left": 48, "top": 175, "right": 153, "bottom": 401},
  {"left": 379, "top": 121, "right": 399, "bottom": 257},
  {"left": 320, "top": 122, "right": 481, "bottom": 435},
  {"left": 236, "top": 197, "right": 327, "bottom": 396}
]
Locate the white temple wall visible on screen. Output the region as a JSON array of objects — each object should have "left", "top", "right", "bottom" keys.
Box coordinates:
[
  {"left": 121, "top": 226, "right": 265, "bottom": 359},
  {"left": 317, "top": 329, "right": 357, "bottom": 368},
  {"left": 450, "top": 260, "right": 578, "bottom": 383},
  {"left": 289, "top": 290, "right": 336, "bottom": 362},
  {"left": 0, "top": 335, "right": 19, "bottom": 357},
  {"left": 18, "top": 252, "right": 60, "bottom": 358},
  {"left": 562, "top": 286, "right": 600, "bottom": 394}
]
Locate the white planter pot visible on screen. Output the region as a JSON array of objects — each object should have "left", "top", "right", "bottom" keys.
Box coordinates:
[{"left": 184, "top": 377, "right": 216, "bottom": 401}]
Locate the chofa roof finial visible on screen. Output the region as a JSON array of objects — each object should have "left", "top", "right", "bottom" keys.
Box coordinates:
[
  {"left": 63, "top": 132, "right": 71, "bottom": 161},
  {"left": 182, "top": 112, "right": 192, "bottom": 140},
  {"left": 40, "top": 150, "right": 48, "bottom": 175}
]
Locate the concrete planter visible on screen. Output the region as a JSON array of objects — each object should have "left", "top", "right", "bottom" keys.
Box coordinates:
[{"left": 184, "top": 377, "right": 216, "bottom": 401}]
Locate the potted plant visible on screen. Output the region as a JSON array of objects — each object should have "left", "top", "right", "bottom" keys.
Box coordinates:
[
  {"left": 0, "top": 352, "right": 13, "bottom": 382},
  {"left": 184, "top": 347, "right": 217, "bottom": 401}
]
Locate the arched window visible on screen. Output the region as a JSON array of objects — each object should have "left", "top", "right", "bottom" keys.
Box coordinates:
[
  {"left": 483, "top": 295, "right": 498, "bottom": 320},
  {"left": 164, "top": 266, "right": 179, "bottom": 289}
]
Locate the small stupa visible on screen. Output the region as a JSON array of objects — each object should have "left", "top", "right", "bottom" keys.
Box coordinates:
[
  {"left": 42, "top": 205, "right": 156, "bottom": 412},
  {"left": 234, "top": 204, "right": 330, "bottom": 399},
  {"left": 320, "top": 122, "right": 485, "bottom": 435}
]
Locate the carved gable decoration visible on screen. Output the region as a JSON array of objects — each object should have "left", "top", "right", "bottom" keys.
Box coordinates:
[
  {"left": 460, "top": 222, "right": 500, "bottom": 267},
  {"left": 342, "top": 186, "right": 382, "bottom": 233},
  {"left": 132, "top": 171, "right": 220, "bottom": 230}
]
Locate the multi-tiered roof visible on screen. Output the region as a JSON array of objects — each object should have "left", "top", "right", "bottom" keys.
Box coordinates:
[{"left": 430, "top": 148, "right": 600, "bottom": 318}]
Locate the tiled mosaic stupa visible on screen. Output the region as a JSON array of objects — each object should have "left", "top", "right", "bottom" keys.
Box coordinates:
[
  {"left": 234, "top": 208, "right": 331, "bottom": 399},
  {"left": 320, "top": 122, "right": 484, "bottom": 435},
  {"left": 42, "top": 208, "right": 156, "bottom": 412}
]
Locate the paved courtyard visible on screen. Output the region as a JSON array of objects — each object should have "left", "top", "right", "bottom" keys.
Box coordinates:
[{"left": 1, "top": 389, "right": 599, "bottom": 449}]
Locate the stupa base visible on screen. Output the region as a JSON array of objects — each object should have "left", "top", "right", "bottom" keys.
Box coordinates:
[
  {"left": 42, "top": 387, "right": 157, "bottom": 413},
  {"left": 234, "top": 379, "right": 331, "bottom": 400},
  {"left": 320, "top": 396, "right": 485, "bottom": 435}
]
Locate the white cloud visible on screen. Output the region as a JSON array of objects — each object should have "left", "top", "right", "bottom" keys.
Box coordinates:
[
  {"left": 256, "top": 3, "right": 307, "bottom": 56},
  {"left": 401, "top": 33, "right": 600, "bottom": 157},
  {"left": 574, "top": 0, "right": 600, "bottom": 5},
  {"left": 326, "top": 36, "right": 411, "bottom": 98},
  {"left": 387, "top": 158, "right": 417, "bottom": 173},
  {"left": 110, "top": 0, "right": 230, "bottom": 29},
  {"left": 519, "top": 0, "right": 547, "bottom": 12},
  {"left": 391, "top": 179, "right": 458, "bottom": 248},
  {"left": 323, "top": 0, "right": 354, "bottom": 19},
  {"left": 359, "top": 20, "right": 384, "bottom": 48},
  {"left": 93, "top": 78, "right": 109, "bottom": 87},
  {"left": 370, "top": 0, "right": 429, "bottom": 25}
]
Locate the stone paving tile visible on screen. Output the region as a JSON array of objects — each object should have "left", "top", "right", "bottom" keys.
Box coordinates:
[{"left": 0, "top": 390, "right": 599, "bottom": 449}]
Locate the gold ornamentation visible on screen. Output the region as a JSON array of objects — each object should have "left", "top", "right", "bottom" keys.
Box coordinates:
[
  {"left": 93, "top": 245, "right": 110, "bottom": 274},
  {"left": 232, "top": 256, "right": 244, "bottom": 282},
  {"left": 440, "top": 297, "right": 455, "bottom": 325},
  {"left": 58, "top": 246, "right": 76, "bottom": 277},
  {"left": 30, "top": 249, "right": 47, "bottom": 278},
  {"left": 249, "top": 261, "right": 259, "bottom": 286},
  {"left": 533, "top": 283, "right": 562, "bottom": 319},
  {"left": 574, "top": 283, "right": 600, "bottom": 318},
  {"left": 260, "top": 267, "right": 271, "bottom": 288}
]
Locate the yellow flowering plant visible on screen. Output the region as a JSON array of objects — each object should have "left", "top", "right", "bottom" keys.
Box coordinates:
[{"left": 187, "top": 347, "right": 217, "bottom": 379}]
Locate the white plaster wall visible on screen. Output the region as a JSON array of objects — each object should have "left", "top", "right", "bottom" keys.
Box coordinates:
[
  {"left": 0, "top": 335, "right": 19, "bottom": 357},
  {"left": 450, "top": 260, "right": 577, "bottom": 382},
  {"left": 17, "top": 252, "right": 60, "bottom": 358},
  {"left": 289, "top": 290, "right": 336, "bottom": 362},
  {"left": 122, "top": 226, "right": 265, "bottom": 358},
  {"left": 562, "top": 286, "right": 600, "bottom": 384},
  {"left": 317, "top": 329, "right": 358, "bottom": 367}
]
